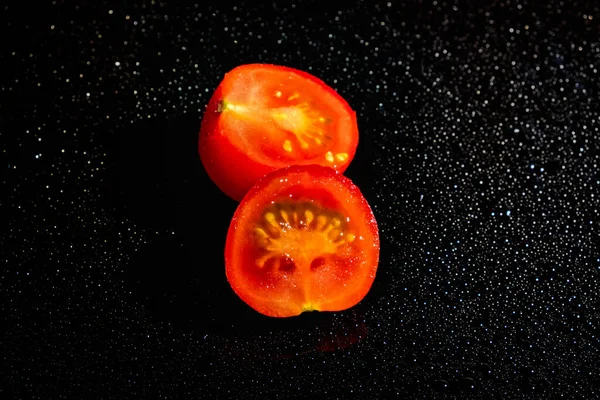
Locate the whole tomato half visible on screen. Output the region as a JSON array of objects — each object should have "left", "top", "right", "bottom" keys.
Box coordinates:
[
  {"left": 225, "top": 165, "right": 379, "bottom": 317},
  {"left": 199, "top": 64, "right": 359, "bottom": 201}
]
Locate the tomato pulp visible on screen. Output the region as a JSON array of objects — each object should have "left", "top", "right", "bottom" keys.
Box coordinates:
[
  {"left": 225, "top": 165, "right": 379, "bottom": 317},
  {"left": 199, "top": 64, "right": 359, "bottom": 201}
]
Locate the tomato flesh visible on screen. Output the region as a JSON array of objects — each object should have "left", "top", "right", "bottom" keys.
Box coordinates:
[
  {"left": 199, "top": 64, "right": 359, "bottom": 201},
  {"left": 225, "top": 165, "right": 379, "bottom": 318}
]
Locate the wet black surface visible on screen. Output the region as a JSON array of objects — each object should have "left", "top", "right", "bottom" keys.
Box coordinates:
[{"left": 2, "top": 0, "right": 600, "bottom": 398}]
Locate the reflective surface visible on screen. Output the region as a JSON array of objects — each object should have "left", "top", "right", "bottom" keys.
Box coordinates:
[{"left": 2, "top": 0, "right": 599, "bottom": 398}]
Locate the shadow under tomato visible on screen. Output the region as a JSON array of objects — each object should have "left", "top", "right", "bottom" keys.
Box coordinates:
[{"left": 105, "top": 114, "right": 250, "bottom": 329}]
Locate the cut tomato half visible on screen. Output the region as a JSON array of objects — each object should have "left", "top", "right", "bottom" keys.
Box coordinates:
[
  {"left": 199, "top": 64, "right": 359, "bottom": 201},
  {"left": 225, "top": 165, "right": 379, "bottom": 318}
]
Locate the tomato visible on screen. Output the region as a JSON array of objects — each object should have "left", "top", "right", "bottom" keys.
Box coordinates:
[
  {"left": 199, "top": 64, "right": 359, "bottom": 201},
  {"left": 225, "top": 165, "right": 379, "bottom": 318}
]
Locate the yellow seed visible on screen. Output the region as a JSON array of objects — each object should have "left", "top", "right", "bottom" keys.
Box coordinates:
[
  {"left": 288, "top": 93, "right": 300, "bottom": 101},
  {"left": 275, "top": 91, "right": 282, "bottom": 98},
  {"left": 335, "top": 153, "right": 349, "bottom": 162},
  {"left": 282, "top": 140, "right": 293, "bottom": 152},
  {"left": 265, "top": 212, "right": 275, "bottom": 222},
  {"left": 280, "top": 210, "right": 290, "bottom": 224},
  {"left": 331, "top": 218, "right": 341, "bottom": 227},
  {"left": 254, "top": 228, "right": 270, "bottom": 247},
  {"left": 315, "top": 215, "right": 328, "bottom": 230},
  {"left": 254, "top": 228, "right": 268, "bottom": 238},
  {"left": 314, "top": 138, "right": 322, "bottom": 145},
  {"left": 325, "top": 151, "right": 334, "bottom": 163},
  {"left": 264, "top": 212, "right": 278, "bottom": 227},
  {"left": 318, "top": 117, "right": 326, "bottom": 122},
  {"left": 345, "top": 233, "right": 355, "bottom": 243},
  {"left": 304, "top": 210, "right": 314, "bottom": 225},
  {"left": 328, "top": 228, "right": 342, "bottom": 241}
]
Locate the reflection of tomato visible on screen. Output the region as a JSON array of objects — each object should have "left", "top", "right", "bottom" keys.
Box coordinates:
[
  {"left": 216, "top": 311, "right": 367, "bottom": 361},
  {"left": 199, "top": 64, "right": 359, "bottom": 201},
  {"left": 225, "top": 165, "right": 379, "bottom": 317}
]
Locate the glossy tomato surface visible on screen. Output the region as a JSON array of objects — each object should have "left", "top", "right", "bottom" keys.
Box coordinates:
[
  {"left": 199, "top": 64, "right": 359, "bottom": 201},
  {"left": 225, "top": 165, "right": 379, "bottom": 318}
]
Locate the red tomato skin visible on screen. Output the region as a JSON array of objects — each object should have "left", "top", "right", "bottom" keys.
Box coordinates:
[
  {"left": 225, "top": 164, "right": 379, "bottom": 318},
  {"left": 199, "top": 64, "right": 358, "bottom": 201}
]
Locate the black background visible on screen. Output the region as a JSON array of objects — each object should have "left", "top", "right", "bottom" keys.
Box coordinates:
[{"left": 2, "top": 0, "right": 600, "bottom": 398}]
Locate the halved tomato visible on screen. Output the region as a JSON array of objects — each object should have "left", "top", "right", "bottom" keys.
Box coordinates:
[
  {"left": 225, "top": 165, "right": 379, "bottom": 318},
  {"left": 199, "top": 64, "right": 359, "bottom": 201}
]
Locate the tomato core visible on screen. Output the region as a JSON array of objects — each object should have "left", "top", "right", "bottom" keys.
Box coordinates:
[{"left": 253, "top": 200, "right": 355, "bottom": 277}]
